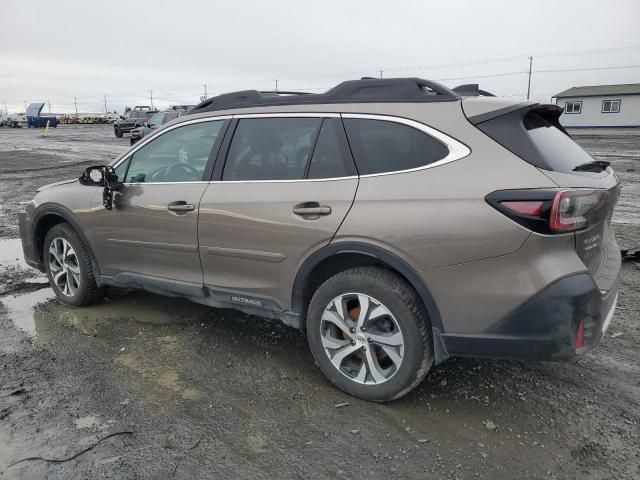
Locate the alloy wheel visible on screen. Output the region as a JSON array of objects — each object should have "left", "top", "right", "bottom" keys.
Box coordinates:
[
  {"left": 48, "top": 237, "right": 81, "bottom": 297},
  {"left": 320, "top": 293, "right": 404, "bottom": 385}
]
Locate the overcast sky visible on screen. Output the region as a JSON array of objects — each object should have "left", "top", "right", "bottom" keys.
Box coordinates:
[{"left": 1, "top": 0, "right": 639, "bottom": 114}]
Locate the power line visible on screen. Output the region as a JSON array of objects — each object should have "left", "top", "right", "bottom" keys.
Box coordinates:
[
  {"left": 383, "top": 45, "right": 640, "bottom": 74},
  {"left": 534, "top": 64, "right": 640, "bottom": 74}
]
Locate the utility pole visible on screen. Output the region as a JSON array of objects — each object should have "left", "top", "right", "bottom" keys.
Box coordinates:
[
  {"left": 379, "top": 69, "right": 384, "bottom": 79},
  {"left": 274, "top": 79, "right": 278, "bottom": 92},
  {"left": 203, "top": 83, "right": 208, "bottom": 98},
  {"left": 47, "top": 98, "right": 52, "bottom": 115},
  {"left": 103, "top": 94, "right": 108, "bottom": 113},
  {"left": 23, "top": 100, "right": 27, "bottom": 113},
  {"left": 149, "top": 90, "right": 154, "bottom": 108},
  {"left": 526, "top": 55, "right": 533, "bottom": 100},
  {"left": 3, "top": 102, "right": 7, "bottom": 115},
  {"left": 73, "top": 97, "right": 78, "bottom": 116}
]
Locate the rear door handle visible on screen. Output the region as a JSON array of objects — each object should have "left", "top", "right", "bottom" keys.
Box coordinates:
[
  {"left": 168, "top": 201, "right": 195, "bottom": 212},
  {"left": 293, "top": 202, "right": 331, "bottom": 217}
]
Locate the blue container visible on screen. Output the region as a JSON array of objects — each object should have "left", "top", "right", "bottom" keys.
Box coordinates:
[{"left": 26, "top": 103, "right": 58, "bottom": 128}]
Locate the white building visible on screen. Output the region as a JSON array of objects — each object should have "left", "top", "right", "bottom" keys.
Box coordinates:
[{"left": 553, "top": 83, "right": 640, "bottom": 128}]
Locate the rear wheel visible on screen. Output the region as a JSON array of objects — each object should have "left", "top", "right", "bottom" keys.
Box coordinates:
[
  {"left": 306, "top": 267, "right": 433, "bottom": 402},
  {"left": 43, "top": 223, "right": 104, "bottom": 307}
]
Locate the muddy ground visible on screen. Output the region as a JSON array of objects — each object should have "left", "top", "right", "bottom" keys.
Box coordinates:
[{"left": 0, "top": 125, "right": 638, "bottom": 479}]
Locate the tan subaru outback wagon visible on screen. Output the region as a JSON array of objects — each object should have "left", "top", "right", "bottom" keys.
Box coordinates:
[{"left": 19, "top": 78, "right": 621, "bottom": 401}]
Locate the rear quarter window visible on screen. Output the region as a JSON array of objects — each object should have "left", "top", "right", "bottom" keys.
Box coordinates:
[
  {"left": 524, "top": 112, "right": 595, "bottom": 172},
  {"left": 475, "top": 107, "right": 597, "bottom": 174},
  {"left": 343, "top": 118, "right": 449, "bottom": 175}
]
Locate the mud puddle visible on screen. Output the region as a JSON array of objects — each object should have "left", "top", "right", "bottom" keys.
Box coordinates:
[{"left": 0, "top": 238, "right": 26, "bottom": 266}]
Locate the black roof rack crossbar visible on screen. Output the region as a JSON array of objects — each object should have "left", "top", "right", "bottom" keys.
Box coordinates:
[{"left": 189, "top": 78, "right": 460, "bottom": 113}]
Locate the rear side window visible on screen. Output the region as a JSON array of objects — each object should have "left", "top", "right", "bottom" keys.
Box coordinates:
[
  {"left": 223, "top": 118, "right": 322, "bottom": 181},
  {"left": 343, "top": 118, "right": 449, "bottom": 175}
]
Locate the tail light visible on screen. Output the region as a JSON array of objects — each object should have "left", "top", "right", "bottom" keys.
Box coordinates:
[
  {"left": 549, "top": 189, "right": 608, "bottom": 232},
  {"left": 486, "top": 189, "right": 608, "bottom": 234}
]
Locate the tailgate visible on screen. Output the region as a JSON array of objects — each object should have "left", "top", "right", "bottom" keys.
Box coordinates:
[{"left": 542, "top": 169, "right": 621, "bottom": 289}]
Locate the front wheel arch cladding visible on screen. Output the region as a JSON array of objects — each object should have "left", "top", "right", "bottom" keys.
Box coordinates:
[
  {"left": 32, "top": 205, "right": 101, "bottom": 276},
  {"left": 291, "top": 242, "right": 444, "bottom": 334}
]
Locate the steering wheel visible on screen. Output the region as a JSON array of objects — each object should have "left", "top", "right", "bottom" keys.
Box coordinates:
[{"left": 163, "top": 162, "right": 200, "bottom": 181}]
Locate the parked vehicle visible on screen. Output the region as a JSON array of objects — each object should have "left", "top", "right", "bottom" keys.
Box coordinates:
[
  {"left": 18, "top": 78, "right": 621, "bottom": 402},
  {"left": 0, "top": 116, "right": 23, "bottom": 128},
  {"left": 26, "top": 103, "right": 58, "bottom": 128},
  {"left": 114, "top": 106, "right": 157, "bottom": 137},
  {"left": 129, "top": 107, "right": 190, "bottom": 146}
]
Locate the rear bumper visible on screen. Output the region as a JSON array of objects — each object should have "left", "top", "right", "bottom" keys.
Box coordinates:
[{"left": 438, "top": 272, "right": 620, "bottom": 361}]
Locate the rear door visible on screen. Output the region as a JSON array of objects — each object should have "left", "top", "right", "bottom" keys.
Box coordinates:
[
  {"left": 198, "top": 114, "right": 358, "bottom": 308},
  {"left": 89, "top": 118, "right": 228, "bottom": 285}
]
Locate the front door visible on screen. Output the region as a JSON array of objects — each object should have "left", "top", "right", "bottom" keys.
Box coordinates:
[
  {"left": 88, "top": 118, "right": 228, "bottom": 285},
  {"left": 198, "top": 115, "right": 359, "bottom": 308}
]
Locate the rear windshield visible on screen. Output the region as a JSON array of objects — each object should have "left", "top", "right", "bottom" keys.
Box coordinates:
[
  {"left": 524, "top": 112, "right": 595, "bottom": 172},
  {"left": 475, "top": 107, "right": 597, "bottom": 174}
]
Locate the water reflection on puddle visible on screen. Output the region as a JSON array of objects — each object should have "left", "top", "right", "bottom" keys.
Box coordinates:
[
  {"left": 2, "top": 288, "right": 55, "bottom": 336},
  {"left": 2, "top": 287, "right": 208, "bottom": 338}
]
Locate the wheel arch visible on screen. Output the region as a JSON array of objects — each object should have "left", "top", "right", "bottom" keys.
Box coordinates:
[
  {"left": 32, "top": 205, "right": 101, "bottom": 275},
  {"left": 291, "top": 242, "right": 444, "bottom": 333}
]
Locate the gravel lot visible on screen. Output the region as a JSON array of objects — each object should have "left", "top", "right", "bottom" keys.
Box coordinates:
[{"left": 0, "top": 124, "right": 638, "bottom": 479}]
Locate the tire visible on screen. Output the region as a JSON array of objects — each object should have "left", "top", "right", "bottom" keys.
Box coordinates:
[
  {"left": 43, "top": 223, "right": 104, "bottom": 307},
  {"left": 306, "top": 267, "right": 433, "bottom": 402},
  {"left": 114, "top": 127, "right": 123, "bottom": 138}
]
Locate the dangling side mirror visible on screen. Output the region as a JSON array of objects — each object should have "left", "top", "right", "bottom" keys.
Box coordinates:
[
  {"left": 80, "top": 166, "right": 107, "bottom": 186},
  {"left": 79, "top": 166, "right": 122, "bottom": 210}
]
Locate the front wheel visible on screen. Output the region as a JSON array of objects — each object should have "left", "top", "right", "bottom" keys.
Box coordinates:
[
  {"left": 306, "top": 267, "right": 433, "bottom": 402},
  {"left": 114, "top": 127, "right": 123, "bottom": 138},
  {"left": 43, "top": 223, "right": 104, "bottom": 307}
]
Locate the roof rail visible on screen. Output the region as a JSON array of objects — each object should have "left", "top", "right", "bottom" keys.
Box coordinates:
[
  {"left": 452, "top": 84, "right": 496, "bottom": 97},
  {"left": 259, "top": 90, "right": 313, "bottom": 96},
  {"left": 189, "top": 77, "right": 460, "bottom": 114}
]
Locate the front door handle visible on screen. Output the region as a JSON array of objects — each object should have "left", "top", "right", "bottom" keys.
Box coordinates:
[
  {"left": 168, "top": 201, "right": 195, "bottom": 212},
  {"left": 293, "top": 202, "right": 332, "bottom": 217}
]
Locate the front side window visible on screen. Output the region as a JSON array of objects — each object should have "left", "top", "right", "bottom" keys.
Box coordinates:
[
  {"left": 222, "top": 117, "right": 322, "bottom": 181},
  {"left": 343, "top": 118, "right": 449, "bottom": 175},
  {"left": 124, "top": 120, "right": 224, "bottom": 183},
  {"left": 564, "top": 101, "right": 582, "bottom": 114},
  {"left": 148, "top": 112, "right": 166, "bottom": 127},
  {"left": 602, "top": 99, "right": 621, "bottom": 113}
]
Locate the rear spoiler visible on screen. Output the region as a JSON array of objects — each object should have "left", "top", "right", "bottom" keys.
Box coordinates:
[{"left": 467, "top": 102, "right": 564, "bottom": 126}]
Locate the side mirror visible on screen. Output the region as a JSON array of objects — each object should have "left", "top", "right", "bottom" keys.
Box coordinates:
[
  {"left": 80, "top": 166, "right": 107, "bottom": 186},
  {"left": 79, "top": 166, "right": 122, "bottom": 210}
]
